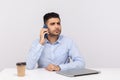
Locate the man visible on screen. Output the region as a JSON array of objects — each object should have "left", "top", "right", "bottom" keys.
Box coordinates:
[{"left": 26, "top": 12, "right": 85, "bottom": 71}]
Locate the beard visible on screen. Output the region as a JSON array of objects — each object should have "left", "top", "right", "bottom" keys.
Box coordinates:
[{"left": 48, "top": 29, "right": 61, "bottom": 36}]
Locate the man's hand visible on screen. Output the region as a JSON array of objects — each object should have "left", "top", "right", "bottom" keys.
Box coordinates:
[
  {"left": 45, "top": 64, "right": 61, "bottom": 71},
  {"left": 39, "top": 28, "right": 49, "bottom": 45}
]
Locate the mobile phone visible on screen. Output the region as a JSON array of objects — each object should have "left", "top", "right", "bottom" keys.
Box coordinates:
[{"left": 43, "top": 24, "right": 48, "bottom": 38}]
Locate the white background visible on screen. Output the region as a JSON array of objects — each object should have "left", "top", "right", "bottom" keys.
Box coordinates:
[{"left": 0, "top": 0, "right": 120, "bottom": 70}]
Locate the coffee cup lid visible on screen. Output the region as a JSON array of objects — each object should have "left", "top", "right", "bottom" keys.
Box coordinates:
[{"left": 16, "top": 62, "right": 26, "bottom": 66}]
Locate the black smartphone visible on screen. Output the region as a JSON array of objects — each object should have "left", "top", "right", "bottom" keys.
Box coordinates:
[{"left": 43, "top": 24, "right": 48, "bottom": 38}]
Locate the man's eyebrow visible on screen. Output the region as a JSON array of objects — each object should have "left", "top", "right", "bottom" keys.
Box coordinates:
[
  {"left": 50, "top": 21, "right": 60, "bottom": 24},
  {"left": 50, "top": 22, "right": 55, "bottom": 24},
  {"left": 51, "top": 22, "right": 60, "bottom": 23}
]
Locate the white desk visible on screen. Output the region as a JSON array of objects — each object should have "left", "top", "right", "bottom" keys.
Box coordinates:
[{"left": 0, "top": 68, "right": 120, "bottom": 80}]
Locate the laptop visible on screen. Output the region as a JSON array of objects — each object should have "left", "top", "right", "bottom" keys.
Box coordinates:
[{"left": 56, "top": 68, "right": 100, "bottom": 77}]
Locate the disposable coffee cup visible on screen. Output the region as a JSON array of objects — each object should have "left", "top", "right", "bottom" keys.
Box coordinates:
[{"left": 16, "top": 62, "right": 26, "bottom": 77}]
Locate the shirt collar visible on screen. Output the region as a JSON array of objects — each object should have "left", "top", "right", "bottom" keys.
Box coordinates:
[{"left": 45, "top": 35, "right": 63, "bottom": 44}]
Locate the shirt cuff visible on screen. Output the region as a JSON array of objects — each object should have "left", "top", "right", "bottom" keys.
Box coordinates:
[
  {"left": 36, "top": 43, "right": 44, "bottom": 51},
  {"left": 59, "top": 64, "right": 68, "bottom": 71}
]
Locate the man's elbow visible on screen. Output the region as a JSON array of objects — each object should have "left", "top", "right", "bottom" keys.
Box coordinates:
[{"left": 26, "top": 64, "right": 35, "bottom": 70}]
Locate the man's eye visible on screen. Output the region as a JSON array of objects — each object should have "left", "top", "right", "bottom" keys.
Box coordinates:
[
  {"left": 50, "top": 23, "right": 55, "bottom": 25},
  {"left": 57, "top": 22, "right": 60, "bottom": 25}
]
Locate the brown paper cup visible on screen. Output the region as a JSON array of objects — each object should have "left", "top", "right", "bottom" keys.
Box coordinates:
[{"left": 16, "top": 62, "right": 26, "bottom": 77}]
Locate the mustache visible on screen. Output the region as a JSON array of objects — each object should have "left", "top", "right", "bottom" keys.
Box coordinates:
[{"left": 55, "top": 28, "right": 60, "bottom": 31}]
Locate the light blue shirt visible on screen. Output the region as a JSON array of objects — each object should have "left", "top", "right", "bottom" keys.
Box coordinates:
[{"left": 26, "top": 35, "right": 85, "bottom": 71}]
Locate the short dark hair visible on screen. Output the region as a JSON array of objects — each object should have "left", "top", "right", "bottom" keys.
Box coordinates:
[{"left": 43, "top": 12, "right": 60, "bottom": 24}]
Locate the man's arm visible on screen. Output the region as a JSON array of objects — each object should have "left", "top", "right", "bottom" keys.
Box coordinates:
[
  {"left": 26, "top": 39, "right": 44, "bottom": 69},
  {"left": 59, "top": 40, "right": 85, "bottom": 71},
  {"left": 26, "top": 28, "right": 48, "bottom": 70}
]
